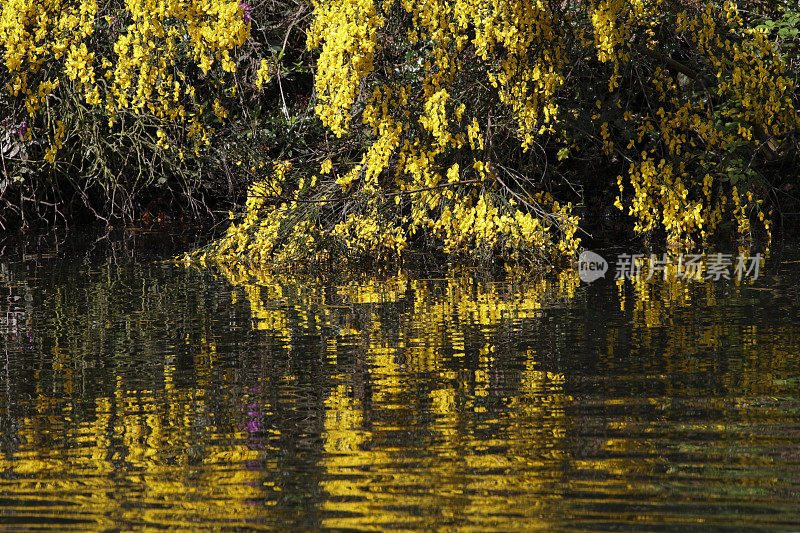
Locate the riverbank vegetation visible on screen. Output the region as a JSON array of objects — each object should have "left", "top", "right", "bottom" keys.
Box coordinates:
[{"left": 2, "top": 0, "right": 799, "bottom": 268}]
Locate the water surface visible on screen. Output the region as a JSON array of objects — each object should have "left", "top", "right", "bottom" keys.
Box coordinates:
[{"left": 1, "top": 231, "right": 800, "bottom": 530}]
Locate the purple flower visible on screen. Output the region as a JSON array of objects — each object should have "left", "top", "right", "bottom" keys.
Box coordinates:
[
  {"left": 16, "top": 121, "right": 26, "bottom": 137},
  {"left": 240, "top": 1, "right": 252, "bottom": 23}
]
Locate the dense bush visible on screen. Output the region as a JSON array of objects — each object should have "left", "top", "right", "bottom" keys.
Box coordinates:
[
  {"left": 199, "top": 0, "right": 798, "bottom": 271},
  {"left": 0, "top": 0, "right": 315, "bottom": 228},
  {"left": 2, "top": 0, "right": 798, "bottom": 267}
]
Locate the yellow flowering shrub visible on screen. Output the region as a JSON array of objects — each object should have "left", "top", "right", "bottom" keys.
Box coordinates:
[
  {"left": 3, "top": 0, "right": 796, "bottom": 261},
  {"left": 202, "top": 0, "right": 586, "bottom": 269},
  {"left": 0, "top": 0, "right": 250, "bottom": 223},
  {"left": 606, "top": 2, "right": 798, "bottom": 247},
  {"left": 198, "top": 0, "right": 797, "bottom": 272}
]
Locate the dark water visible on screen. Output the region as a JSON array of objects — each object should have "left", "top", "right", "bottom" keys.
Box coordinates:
[{"left": 1, "top": 231, "right": 800, "bottom": 530}]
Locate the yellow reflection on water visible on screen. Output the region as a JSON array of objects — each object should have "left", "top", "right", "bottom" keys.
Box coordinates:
[
  {"left": 0, "top": 379, "right": 265, "bottom": 528},
  {"left": 3, "top": 252, "right": 800, "bottom": 529},
  {"left": 320, "top": 364, "right": 572, "bottom": 530}
]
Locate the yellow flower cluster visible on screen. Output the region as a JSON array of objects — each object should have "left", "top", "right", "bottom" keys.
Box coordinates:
[
  {"left": 198, "top": 0, "right": 796, "bottom": 272},
  {"left": 1, "top": 0, "right": 250, "bottom": 166},
  {"left": 308, "top": 0, "right": 383, "bottom": 136},
  {"left": 297, "top": 0, "right": 580, "bottom": 264},
  {"left": 614, "top": 2, "right": 797, "bottom": 247}
]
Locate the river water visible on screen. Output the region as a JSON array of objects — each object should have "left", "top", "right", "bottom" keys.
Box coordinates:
[{"left": 1, "top": 230, "right": 799, "bottom": 530}]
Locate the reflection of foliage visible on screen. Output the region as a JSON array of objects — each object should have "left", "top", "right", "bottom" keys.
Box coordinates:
[
  {"left": 1, "top": 240, "right": 585, "bottom": 527},
  {"left": 216, "top": 261, "right": 580, "bottom": 343},
  {"left": 4, "top": 237, "right": 800, "bottom": 527},
  {"left": 0, "top": 387, "right": 265, "bottom": 527},
  {"left": 199, "top": 264, "right": 582, "bottom": 528},
  {"left": 606, "top": 251, "right": 798, "bottom": 396}
]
